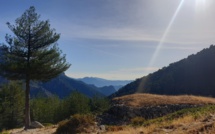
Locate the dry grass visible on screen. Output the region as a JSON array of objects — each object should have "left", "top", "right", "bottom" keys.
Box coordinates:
[
  {"left": 113, "top": 93, "right": 215, "bottom": 107},
  {"left": 107, "top": 94, "right": 215, "bottom": 133},
  {"left": 104, "top": 104, "right": 215, "bottom": 134},
  {"left": 104, "top": 115, "right": 214, "bottom": 134}
]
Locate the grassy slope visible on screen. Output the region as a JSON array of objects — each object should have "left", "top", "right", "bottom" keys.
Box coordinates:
[
  {"left": 105, "top": 105, "right": 215, "bottom": 134},
  {"left": 112, "top": 93, "right": 215, "bottom": 107},
  {"left": 105, "top": 93, "right": 215, "bottom": 134}
]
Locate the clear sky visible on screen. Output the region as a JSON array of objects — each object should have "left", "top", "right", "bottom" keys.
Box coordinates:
[{"left": 1, "top": 0, "right": 215, "bottom": 80}]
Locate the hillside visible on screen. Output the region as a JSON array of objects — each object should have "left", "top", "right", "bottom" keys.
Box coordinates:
[
  {"left": 102, "top": 94, "right": 215, "bottom": 124},
  {"left": 97, "top": 85, "right": 117, "bottom": 96},
  {"left": 112, "top": 93, "right": 215, "bottom": 107},
  {"left": 7, "top": 93, "right": 215, "bottom": 134},
  {"left": 33, "top": 73, "right": 104, "bottom": 98},
  {"left": 111, "top": 45, "right": 215, "bottom": 98},
  {"left": 94, "top": 93, "right": 215, "bottom": 134}
]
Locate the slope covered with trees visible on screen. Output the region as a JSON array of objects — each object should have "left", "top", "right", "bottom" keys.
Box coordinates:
[
  {"left": 112, "top": 45, "right": 215, "bottom": 98},
  {"left": 0, "top": 82, "right": 110, "bottom": 131},
  {"left": 39, "top": 73, "right": 104, "bottom": 98}
]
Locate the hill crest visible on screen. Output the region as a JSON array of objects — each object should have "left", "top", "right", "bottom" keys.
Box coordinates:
[{"left": 112, "top": 93, "right": 215, "bottom": 107}]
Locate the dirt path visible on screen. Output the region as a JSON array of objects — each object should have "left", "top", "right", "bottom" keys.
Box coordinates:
[{"left": 8, "top": 125, "right": 57, "bottom": 134}]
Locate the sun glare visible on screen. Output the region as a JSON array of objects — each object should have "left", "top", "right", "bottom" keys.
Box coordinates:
[
  {"left": 195, "top": 0, "right": 206, "bottom": 11},
  {"left": 137, "top": 0, "right": 185, "bottom": 92},
  {"left": 147, "top": 0, "right": 185, "bottom": 69}
]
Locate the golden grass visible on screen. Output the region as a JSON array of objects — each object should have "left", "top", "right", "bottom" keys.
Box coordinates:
[
  {"left": 105, "top": 94, "right": 215, "bottom": 133},
  {"left": 113, "top": 93, "right": 215, "bottom": 107},
  {"left": 104, "top": 105, "right": 215, "bottom": 134},
  {"left": 104, "top": 115, "right": 210, "bottom": 134}
]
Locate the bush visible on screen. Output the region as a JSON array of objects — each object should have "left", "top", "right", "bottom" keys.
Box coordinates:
[
  {"left": 56, "top": 114, "right": 96, "bottom": 134},
  {"left": 0, "top": 130, "right": 9, "bottom": 134},
  {"left": 90, "top": 96, "right": 110, "bottom": 114},
  {"left": 131, "top": 116, "right": 146, "bottom": 126}
]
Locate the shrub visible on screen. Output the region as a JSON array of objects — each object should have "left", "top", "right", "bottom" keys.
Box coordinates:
[
  {"left": 0, "top": 130, "right": 9, "bottom": 134},
  {"left": 131, "top": 116, "right": 146, "bottom": 126},
  {"left": 55, "top": 114, "right": 96, "bottom": 134},
  {"left": 90, "top": 96, "right": 110, "bottom": 114}
]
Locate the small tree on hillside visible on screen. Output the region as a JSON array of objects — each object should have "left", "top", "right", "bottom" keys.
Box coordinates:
[{"left": 0, "top": 6, "right": 70, "bottom": 129}]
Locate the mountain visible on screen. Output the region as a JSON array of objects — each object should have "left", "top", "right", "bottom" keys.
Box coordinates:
[
  {"left": 0, "top": 74, "right": 104, "bottom": 98},
  {"left": 97, "top": 85, "right": 116, "bottom": 96},
  {"left": 78, "top": 77, "right": 132, "bottom": 90},
  {"left": 33, "top": 73, "right": 105, "bottom": 98},
  {"left": 111, "top": 45, "right": 215, "bottom": 98}
]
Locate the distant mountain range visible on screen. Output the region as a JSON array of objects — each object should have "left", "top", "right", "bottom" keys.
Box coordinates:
[
  {"left": 0, "top": 73, "right": 132, "bottom": 98},
  {"left": 111, "top": 45, "right": 215, "bottom": 98},
  {"left": 78, "top": 77, "right": 132, "bottom": 90}
]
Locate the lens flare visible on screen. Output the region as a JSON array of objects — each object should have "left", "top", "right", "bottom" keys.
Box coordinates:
[
  {"left": 148, "top": 0, "right": 185, "bottom": 68},
  {"left": 137, "top": 0, "right": 185, "bottom": 92}
]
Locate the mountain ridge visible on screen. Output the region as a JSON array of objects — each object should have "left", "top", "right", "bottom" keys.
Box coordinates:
[{"left": 111, "top": 45, "right": 215, "bottom": 98}]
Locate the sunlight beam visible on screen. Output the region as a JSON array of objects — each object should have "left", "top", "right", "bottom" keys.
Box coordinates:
[
  {"left": 147, "top": 0, "right": 185, "bottom": 69},
  {"left": 137, "top": 0, "right": 185, "bottom": 93}
]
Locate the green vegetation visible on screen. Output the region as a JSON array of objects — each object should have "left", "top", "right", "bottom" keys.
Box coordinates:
[
  {"left": 131, "top": 117, "right": 146, "bottom": 126},
  {"left": 31, "top": 96, "right": 60, "bottom": 123},
  {"left": 0, "top": 131, "right": 9, "bottom": 134},
  {"left": 0, "top": 6, "right": 70, "bottom": 129},
  {"left": 30, "top": 91, "right": 110, "bottom": 124},
  {"left": 0, "top": 82, "right": 24, "bottom": 131},
  {"left": 0, "top": 82, "right": 110, "bottom": 132},
  {"left": 133, "top": 105, "right": 215, "bottom": 127},
  {"left": 90, "top": 96, "right": 110, "bottom": 114}
]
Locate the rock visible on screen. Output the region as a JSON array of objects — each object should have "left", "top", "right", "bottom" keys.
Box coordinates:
[
  {"left": 99, "top": 125, "right": 106, "bottom": 132},
  {"left": 30, "top": 121, "right": 44, "bottom": 128}
]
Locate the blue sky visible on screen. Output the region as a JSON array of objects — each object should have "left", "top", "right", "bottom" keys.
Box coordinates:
[{"left": 1, "top": 0, "right": 215, "bottom": 80}]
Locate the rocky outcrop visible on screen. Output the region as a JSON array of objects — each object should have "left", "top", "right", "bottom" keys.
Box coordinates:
[
  {"left": 99, "top": 104, "right": 205, "bottom": 125},
  {"left": 30, "top": 121, "right": 44, "bottom": 128}
]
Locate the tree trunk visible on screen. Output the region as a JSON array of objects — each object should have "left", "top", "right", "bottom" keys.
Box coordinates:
[
  {"left": 24, "top": 23, "right": 31, "bottom": 130},
  {"left": 24, "top": 77, "right": 31, "bottom": 129}
]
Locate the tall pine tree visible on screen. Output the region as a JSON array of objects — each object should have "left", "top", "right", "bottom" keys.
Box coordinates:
[{"left": 0, "top": 6, "right": 70, "bottom": 129}]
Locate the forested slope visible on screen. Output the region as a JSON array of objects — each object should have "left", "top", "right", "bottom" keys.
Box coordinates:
[{"left": 112, "top": 45, "right": 215, "bottom": 97}]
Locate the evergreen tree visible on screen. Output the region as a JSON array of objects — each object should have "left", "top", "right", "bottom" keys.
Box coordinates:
[
  {"left": 58, "top": 91, "right": 90, "bottom": 120},
  {"left": 90, "top": 96, "right": 110, "bottom": 114},
  {"left": 30, "top": 96, "right": 60, "bottom": 123},
  {"left": 0, "top": 81, "right": 24, "bottom": 130},
  {"left": 0, "top": 6, "right": 70, "bottom": 129}
]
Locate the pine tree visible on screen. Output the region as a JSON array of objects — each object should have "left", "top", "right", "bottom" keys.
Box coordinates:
[
  {"left": 0, "top": 81, "right": 24, "bottom": 130},
  {"left": 0, "top": 6, "right": 70, "bottom": 129}
]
